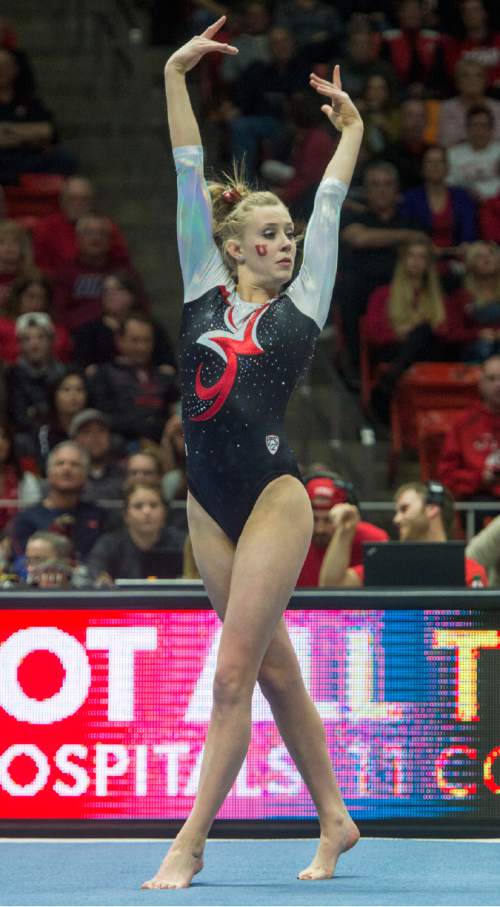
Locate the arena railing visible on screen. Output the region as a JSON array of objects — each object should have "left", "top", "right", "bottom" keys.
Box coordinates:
[
  {"left": 1, "top": 499, "right": 498, "bottom": 540},
  {"left": 358, "top": 500, "right": 500, "bottom": 540}
]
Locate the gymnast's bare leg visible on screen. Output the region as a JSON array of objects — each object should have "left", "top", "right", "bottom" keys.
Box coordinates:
[
  {"left": 142, "top": 479, "right": 359, "bottom": 889},
  {"left": 190, "top": 490, "right": 359, "bottom": 881}
]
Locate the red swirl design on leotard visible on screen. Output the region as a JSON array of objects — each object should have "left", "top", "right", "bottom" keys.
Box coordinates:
[{"left": 192, "top": 303, "right": 268, "bottom": 422}]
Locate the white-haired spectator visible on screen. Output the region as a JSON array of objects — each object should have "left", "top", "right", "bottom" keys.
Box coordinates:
[{"left": 8, "top": 440, "right": 108, "bottom": 562}]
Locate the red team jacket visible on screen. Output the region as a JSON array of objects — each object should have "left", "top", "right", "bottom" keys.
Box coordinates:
[{"left": 437, "top": 403, "right": 500, "bottom": 499}]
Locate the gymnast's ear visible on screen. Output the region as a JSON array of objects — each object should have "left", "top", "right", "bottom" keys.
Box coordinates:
[{"left": 226, "top": 239, "right": 244, "bottom": 264}]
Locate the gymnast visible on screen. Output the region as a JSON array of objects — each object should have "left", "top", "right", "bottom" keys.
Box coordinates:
[{"left": 142, "top": 15, "right": 364, "bottom": 890}]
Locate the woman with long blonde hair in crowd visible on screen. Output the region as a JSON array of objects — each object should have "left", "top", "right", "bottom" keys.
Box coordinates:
[
  {"left": 142, "top": 14, "right": 364, "bottom": 891},
  {"left": 365, "top": 237, "right": 455, "bottom": 419}
]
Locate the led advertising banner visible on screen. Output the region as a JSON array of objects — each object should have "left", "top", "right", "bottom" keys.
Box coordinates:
[{"left": 0, "top": 603, "right": 499, "bottom": 825}]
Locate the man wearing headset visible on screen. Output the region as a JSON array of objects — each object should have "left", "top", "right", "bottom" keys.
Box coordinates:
[
  {"left": 318, "top": 480, "right": 488, "bottom": 587},
  {"left": 296, "top": 470, "right": 388, "bottom": 586}
]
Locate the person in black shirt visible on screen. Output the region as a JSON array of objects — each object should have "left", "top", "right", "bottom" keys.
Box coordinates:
[
  {"left": 0, "top": 47, "right": 77, "bottom": 184},
  {"left": 87, "top": 481, "right": 185, "bottom": 583},
  {"left": 336, "top": 159, "right": 422, "bottom": 377},
  {"left": 87, "top": 312, "right": 180, "bottom": 443},
  {"left": 384, "top": 99, "right": 432, "bottom": 191},
  {"left": 225, "top": 26, "right": 310, "bottom": 179},
  {"left": 73, "top": 272, "right": 176, "bottom": 369}
]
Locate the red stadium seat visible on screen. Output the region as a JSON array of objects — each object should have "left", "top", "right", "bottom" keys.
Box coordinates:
[
  {"left": 416, "top": 408, "right": 467, "bottom": 481},
  {"left": 4, "top": 173, "right": 65, "bottom": 219},
  {"left": 388, "top": 362, "right": 481, "bottom": 481}
]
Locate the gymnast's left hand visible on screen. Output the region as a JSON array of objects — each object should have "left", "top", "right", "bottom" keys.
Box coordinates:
[{"left": 309, "top": 65, "right": 363, "bottom": 132}]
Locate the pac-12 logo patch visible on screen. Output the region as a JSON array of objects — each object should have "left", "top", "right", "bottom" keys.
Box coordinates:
[{"left": 266, "top": 434, "right": 279, "bottom": 455}]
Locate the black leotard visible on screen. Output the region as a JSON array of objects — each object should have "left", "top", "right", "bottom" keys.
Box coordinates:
[{"left": 175, "top": 145, "right": 347, "bottom": 543}]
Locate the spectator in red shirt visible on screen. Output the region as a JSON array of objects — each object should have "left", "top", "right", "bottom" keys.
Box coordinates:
[
  {"left": 380, "top": 0, "right": 444, "bottom": 97},
  {"left": 319, "top": 480, "right": 488, "bottom": 587},
  {"left": 33, "top": 175, "right": 130, "bottom": 277},
  {"left": 0, "top": 274, "right": 72, "bottom": 364},
  {"left": 296, "top": 471, "right": 388, "bottom": 586},
  {"left": 437, "top": 353, "right": 500, "bottom": 503},
  {"left": 443, "top": 0, "right": 500, "bottom": 91},
  {"left": 365, "top": 238, "right": 471, "bottom": 418},
  {"left": 53, "top": 214, "right": 144, "bottom": 332},
  {"left": 479, "top": 194, "right": 500, "bottom": 242}
]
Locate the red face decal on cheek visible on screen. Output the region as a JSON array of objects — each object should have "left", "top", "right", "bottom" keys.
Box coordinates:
[{"left": 255, "top": 244, "right": 268, "bottom": 257}]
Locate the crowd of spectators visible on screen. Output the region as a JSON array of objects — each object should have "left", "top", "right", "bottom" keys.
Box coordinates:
[
  {"left": 1, "top": 3, "right": 500, "bottom": 591},
  {"left": 168, "top": 0, "right": 500, "bottom": 406},
  {"left": 0, "top": 15, "right": 197, "bottom": 588}
]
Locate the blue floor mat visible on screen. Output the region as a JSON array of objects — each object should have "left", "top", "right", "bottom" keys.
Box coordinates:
[{"left": 1, "top": 838, "right": 499, "bottom": 906}]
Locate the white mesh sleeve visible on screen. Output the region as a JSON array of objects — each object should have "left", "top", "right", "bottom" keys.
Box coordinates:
[
  {"left": 287, "top": 177, "right": 348, "bottom": 330},
  {"left": 174, "top": 145, "right": 233, "bottom": 304}
]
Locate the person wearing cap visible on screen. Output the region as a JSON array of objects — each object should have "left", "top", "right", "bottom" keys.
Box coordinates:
[
  {"left": 69, "top": 408, "right": 126, "bottom": 505},
  {"left": 320, "top": 481, "right": 488, "bottom": 587},
  {"left": 6, "top": 312, "right": 65, "bottom": 440},
  {"left": 297, "top": 472, "right": 388, "bottom": 586}
]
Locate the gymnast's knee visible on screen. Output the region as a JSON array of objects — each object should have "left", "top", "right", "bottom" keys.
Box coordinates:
[
  {"left": 258, "top": 661, "right": 300, "bottom": 705},
  {"left": 212, "top": 658, "right": 255, "bottom": 710}
]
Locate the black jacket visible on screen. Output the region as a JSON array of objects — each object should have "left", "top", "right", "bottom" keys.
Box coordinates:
[
  {"left": 87, "top": 524, "right": 185, "bottom": 580},
  {"left": 7, "top": 358, "right": 65, "bottom": 431},
  {"left": 88, "top": 358, "right": 180, "bottom": 442}
]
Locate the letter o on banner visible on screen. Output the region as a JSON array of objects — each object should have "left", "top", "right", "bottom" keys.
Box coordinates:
[
  {"left": 0, "top": 628, "right": 91, "bottom": 724},
  {"left": 0, "top": 744, "right": 49, "bottom": 796}
]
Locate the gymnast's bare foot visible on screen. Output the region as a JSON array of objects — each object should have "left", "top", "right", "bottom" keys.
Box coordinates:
[
  {"left": 298, "top": 814, "right": 360, "bottom": 881},
  {"left": 141, "top": 834, "right": 204, "bottom": 890}
]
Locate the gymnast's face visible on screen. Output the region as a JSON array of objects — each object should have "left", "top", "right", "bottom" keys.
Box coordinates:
[{"left": 237, "top": 205, "right": 296, "bottom": 291}]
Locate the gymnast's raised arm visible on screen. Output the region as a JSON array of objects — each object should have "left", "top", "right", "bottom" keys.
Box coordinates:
[
  {"left": 309, "top": 65, "right": 364, "bottom": 188},
  {"left": 288, "top": 67, "right": 363, "bottom": 330},
  {"left": 164, "top": 18, "right": 238, "bottom": 303},
  {"left": 164, "top": 16, "right": 237, "bottom": 149}
]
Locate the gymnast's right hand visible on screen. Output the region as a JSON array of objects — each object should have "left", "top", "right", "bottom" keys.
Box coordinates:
[{"left": 165, "top": 16, "right": 238, "bottom": 76}]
